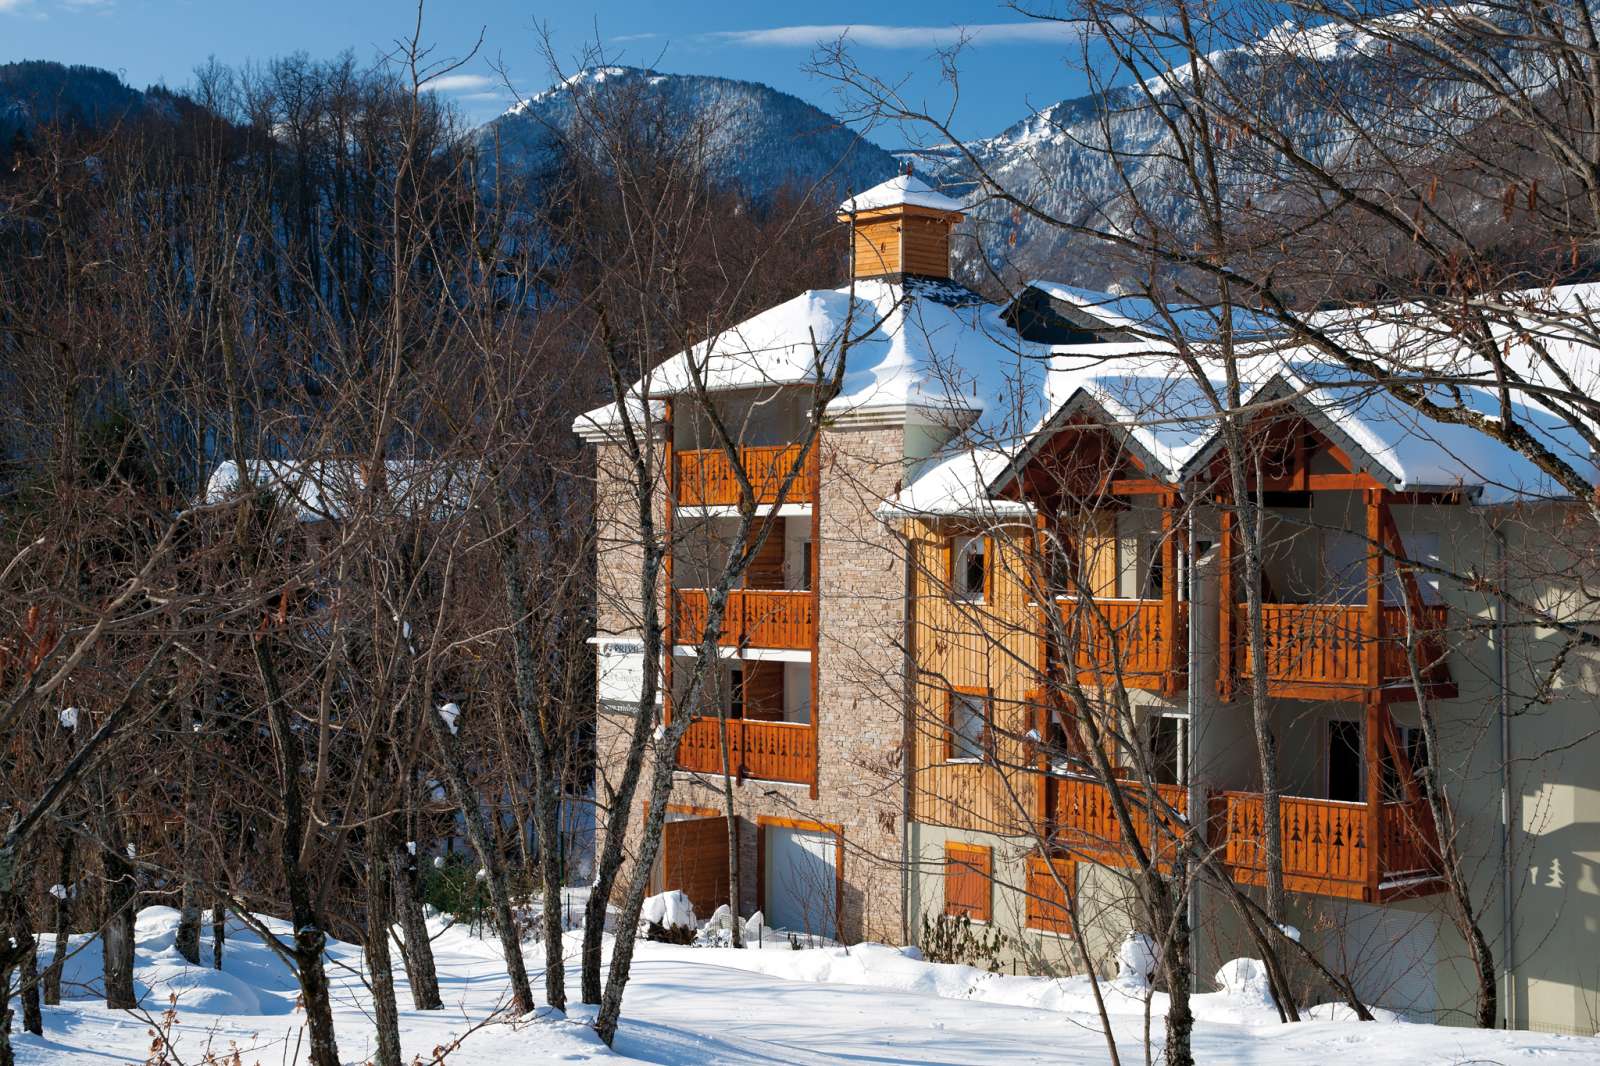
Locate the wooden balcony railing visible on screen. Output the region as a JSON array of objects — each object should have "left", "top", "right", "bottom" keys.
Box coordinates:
[
  {"left": 674, "top": 445, "right": 817, "bottom": 508},
  {"left": 677, "top": 716, "right": 817, "bottom": 786},
  {"left": 1232, "top": 602, "right": 1449, "bottom": 693},
  {"left": 1045, "top": 774, "right": 1189, "bottom": 869},
  {"left": 672, "top": 588, "right": 814, "bottom": 651},
  {"left": 1212, "top": 791, "right": 1444, "bottom": 902},
  {"left": 1051, "top": 598, "right": 1186, "bottom": 693}
]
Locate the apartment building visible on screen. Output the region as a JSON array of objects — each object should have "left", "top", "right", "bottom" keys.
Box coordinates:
[{"left": 576, "top": 173, "right": 1600, "bottom": 1032}]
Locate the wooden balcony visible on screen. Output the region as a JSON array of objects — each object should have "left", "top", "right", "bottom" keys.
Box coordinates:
[
  {"left": 1228, "top": 602, "right": 1452, "bottom": 701},
  {"left": 1043, "top": 774, "right": 1189, "bottom": 870},
  {"left": 1211, "top": 791, "right": 1444, "bottom": 903},
  {"left": 1049, "top": 598, "right": 1187, "bottom": 694},
  {"left": 672, "top": 588, "right": 814, "bottom": 651},
  {"left": 676, "top": 716, "right": 817, "bottom": 787},
  {"left": 674, "top": 445, "right": 817, "bottom": 508}
]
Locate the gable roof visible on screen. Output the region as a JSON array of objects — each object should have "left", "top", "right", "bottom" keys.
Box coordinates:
[{"left": 837, "top": 173, "right": 965, "bottom": 215}]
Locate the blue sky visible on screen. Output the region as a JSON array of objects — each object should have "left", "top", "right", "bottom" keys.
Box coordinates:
[{"left": 0, "top": 0, "right": 1095, "bottom": 143}]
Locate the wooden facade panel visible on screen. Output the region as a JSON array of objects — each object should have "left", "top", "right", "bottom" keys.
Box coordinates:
[
  {"left": 907, "top": 520, "right": 1044, "bottom": 835},
  {"left": 853, "top": 220, "right": 900, "bottom": 277}
]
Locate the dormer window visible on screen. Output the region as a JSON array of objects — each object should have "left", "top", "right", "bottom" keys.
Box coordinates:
[{"left": 951, "top": 534, "right": 987, "bottom": 602}]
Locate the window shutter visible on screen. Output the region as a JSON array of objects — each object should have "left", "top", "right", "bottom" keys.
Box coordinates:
[
  {"left": 1026, "top": 853, "right": 1075, "bottom": 934},
  {"left": 943, "top": 843, "right": 993, "bottom": 921}
]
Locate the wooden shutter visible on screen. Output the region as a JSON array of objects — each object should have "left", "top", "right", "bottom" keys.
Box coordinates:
[
  {"left": 1025, "top": 853, "right": 1075, "bottom": 935},
  {"left": 742, "top": 660, "right": 785, "bottom": 722},
  {"left": 661, "top": 815, "right": 731, "bottom": 921},
  {"left": 943, "top": 843, "right": 993, "bottom": 921}
]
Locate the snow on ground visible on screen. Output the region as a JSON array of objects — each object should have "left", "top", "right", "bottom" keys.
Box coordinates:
[{"left": 11, "top": 904, "right": 1600, "bottom": 1065}]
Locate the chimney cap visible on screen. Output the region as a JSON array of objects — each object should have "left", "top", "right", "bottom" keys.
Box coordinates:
[{"left": 837, "top": 173, "right": 966, "bottom": 217}]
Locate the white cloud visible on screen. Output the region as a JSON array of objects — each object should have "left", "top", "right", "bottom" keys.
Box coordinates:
[
  {"left": 1, "top": 0, "right": 115, "bottom": 13},
  {"left": 423, "top": 73, "right": 497, "bottom": 94},
  {"left": 628, "top": 21, "right": 1089, "bottom": 50}
]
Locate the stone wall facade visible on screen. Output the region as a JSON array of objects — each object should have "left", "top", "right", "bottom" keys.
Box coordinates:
[{"left": 589, "top": 420, "right": 915, "bottom": 945}]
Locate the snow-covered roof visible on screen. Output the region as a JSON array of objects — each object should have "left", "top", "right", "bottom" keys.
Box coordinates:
[
  {"left": 838, "top": 174, "right": 965, "bottom": 215},
  {"left": 571, "top": 276, "right": 1049, "bottom": 438},
  {"left": 898, "top": 284, "right": 1600, "bottom": 513},
  {"left": 205, "top": 459, "right": 475, "bottom": 521},
  {"left": 878, "top": 447, "right": 1033, "bottom": 518},
  {"left": 1184, "top": 368, "right": 1600, "bottom": 503},
  {"left": 1023, "top": 280, "right": 1282, "bottom": 342}
]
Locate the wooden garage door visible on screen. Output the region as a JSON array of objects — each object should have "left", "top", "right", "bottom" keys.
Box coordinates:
[{"left": 661, "top": 815, "right": 730, "bottom": 922}]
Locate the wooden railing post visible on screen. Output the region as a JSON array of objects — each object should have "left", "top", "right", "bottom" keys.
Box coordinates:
[
  {"left": 1161, "top": 491, "right": 1179, "bottom": 695},
  {"left": 1364, "top": 697, "right": 1383, "bottom": 901},
  {"left": 1365, "top": 488, "right": 1383, "bottom": 690}
]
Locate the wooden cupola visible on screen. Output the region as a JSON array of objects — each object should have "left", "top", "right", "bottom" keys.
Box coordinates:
[{"left": 837, "top": 166, "right": 966, "bottom": 281}]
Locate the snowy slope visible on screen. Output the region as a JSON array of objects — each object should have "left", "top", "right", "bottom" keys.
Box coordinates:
[
  {"left": 475, "top": 66, "right": 898, "bottom": 200},
  {"left": 12, "top": 904, "right": 1600, "bottom": 1065}
]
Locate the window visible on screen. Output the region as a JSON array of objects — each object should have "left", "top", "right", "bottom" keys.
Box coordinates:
[
  {"left": 947, "top": 689, "right": 990, "bottom": 761},
  {"left": 1147, "top": 715, "right": 1188, "bottom": 787},
  {"left": 1038, "top": 530, "right": 1074, "bottom": 598},
  {"left": 1327, "top": 719, "right": 1364, "bottom": 802},
  {"left": 1025, "top": 853, "right": 1075, "bottom": 935},
  {"left": 951, "top": 535, "right": 987, "bottom": 601},
  {"left": 943, "top": 843, "right": 993, "bottom": 921},
  {"left": 729, "top": 667, "right": 745, "bottom": 720}
]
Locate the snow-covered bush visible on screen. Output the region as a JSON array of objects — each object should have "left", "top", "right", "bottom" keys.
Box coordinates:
[
  {"left": 1116, "top": 931, "right": 1157, "bottom": 989},
  {"left": 642, "top": 890, "right": 696, "bottom": 943},
  {"left": 1215, "top": 957, "right": 1275, "bottom": 1005}
]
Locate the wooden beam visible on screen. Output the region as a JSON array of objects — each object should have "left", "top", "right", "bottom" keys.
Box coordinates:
[
  {"left": 1161, "top": 492, "right": 1179, "bottom": 697},
  {"left": 1365, "top": 697, "right": 1384, "bottom": 901},
  {"left": 1218, "top": 500, "right": 1234, "bottom": 702}
]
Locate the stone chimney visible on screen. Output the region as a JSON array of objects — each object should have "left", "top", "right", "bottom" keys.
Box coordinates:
[{"left": 837, "top": 165, "right": 966, "bottom": 281}]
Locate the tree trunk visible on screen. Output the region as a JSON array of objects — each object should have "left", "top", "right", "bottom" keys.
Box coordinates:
[
  {"left": 496, "top": 519, "right": 570, "bottom": 1011},
  {"left": 533, "top": 764, "right": 568, "bottom": 1011},
  {"left": 424, "top": 702, "right": 534, "bottom": 1014},
  {"left": 255, "top": 640, "right": 341, "bottom": 1066},
  {"left": 7, "top": 897, "right": 41, "bottom": 1037},
  {"left": 393, "top": 841, "right": 442, "bottom": 1010},
  {"left": 716, "top": 708, "right": 743, "bottom": 947},
  {"left": 16, "top": 938, "right": 40, "bottom": 1038},
  {"left": 101, "top": 847, "right": 137, "bottom": 1010},
  {"left": 43, "top": 837, "right": 71, "bottom": 1005},
  {"left": 211, "top": 895, "right": 226, "bottom": 970},
  {"left": 364, "top": 831, "right": 402, "bottom": 1066},
  {"left": 1161, "top": 866, "right": 1193, "bottom": 1066},
  {"left": 175, "top": 880, "right": 202, "bottom": 967},
  {"left": 175, "top": 704, "right": 202, "bottom": 967}
]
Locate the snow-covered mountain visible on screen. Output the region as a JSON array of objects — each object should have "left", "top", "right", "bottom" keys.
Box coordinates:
[
  {"left": 918, "top": 12, "right": 1531, "bottom": 287},
  {"left": 474, "top": 66, "right": 899, "bottom": 201}
]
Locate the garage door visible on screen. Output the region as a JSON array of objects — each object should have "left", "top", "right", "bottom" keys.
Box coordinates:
[{"left": 764, "top": 825, "right": 838, "bottom": 939}]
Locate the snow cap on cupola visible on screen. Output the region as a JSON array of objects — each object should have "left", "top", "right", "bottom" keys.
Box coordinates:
[{"left": 837, "top": 163, "right": 966, "bottom": 282}]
